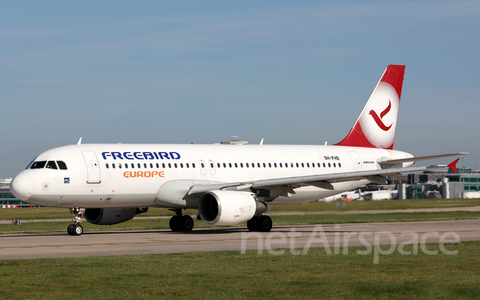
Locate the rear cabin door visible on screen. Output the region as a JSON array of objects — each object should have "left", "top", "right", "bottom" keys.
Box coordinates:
[
  {"left": 82, "top": 151, "right": 101, "bottom": 184},
  {"left": 347, "top": 151, "right": 362, "bottom": 172}
]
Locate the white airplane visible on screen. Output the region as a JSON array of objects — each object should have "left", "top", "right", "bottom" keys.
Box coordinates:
[{"left": 10, "top": 65, "right": 467, "bottom": 236}]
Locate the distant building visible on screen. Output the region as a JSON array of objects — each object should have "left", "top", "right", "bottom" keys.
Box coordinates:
[
  {"left": 221, "top": 136, "right": 248, "bottom": 145},
  {"left": 0, "top": 178, "right": 33, "bottom": 208},
  {"left": 321, "top": 167, "right": 480, "bottom": 201}
]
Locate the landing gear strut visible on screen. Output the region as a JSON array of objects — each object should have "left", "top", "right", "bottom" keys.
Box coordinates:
[
  {"left": 68, "top": 207, "right": 84, "bottom": 236},
  {"left": 169, "top": 209, "right": 194, "bottom": 232},
  {"left": 247, "top": 214, "right": 272, "bottom": 232}
]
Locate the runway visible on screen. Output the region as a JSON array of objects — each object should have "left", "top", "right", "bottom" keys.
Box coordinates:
[{"left": 1, "top": 220, "right": 480, "bottom": 260}]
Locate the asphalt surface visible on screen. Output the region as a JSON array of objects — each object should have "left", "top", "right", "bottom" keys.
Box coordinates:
[{"left": 1, "top": 219, "right": 479, "bottom": 260}]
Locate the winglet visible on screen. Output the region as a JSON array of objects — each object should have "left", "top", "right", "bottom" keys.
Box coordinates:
[{"left": 448, "top": 158, "right": 460, "bottom": 174}]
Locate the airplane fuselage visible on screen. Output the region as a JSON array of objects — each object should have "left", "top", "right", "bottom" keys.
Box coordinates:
[{"left": 13, "top": 143, "right": 413, "bottom": 208}]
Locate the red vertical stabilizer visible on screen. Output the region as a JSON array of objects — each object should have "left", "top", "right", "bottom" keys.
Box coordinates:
[{"left": 335, "top": 65, "right": 405, "bottom": 149}]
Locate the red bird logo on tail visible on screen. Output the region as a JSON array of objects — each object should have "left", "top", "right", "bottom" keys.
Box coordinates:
[{"left": 369, "top": 100, "right": 392, "bottom": 131}]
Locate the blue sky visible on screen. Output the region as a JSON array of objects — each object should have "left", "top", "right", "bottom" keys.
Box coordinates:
[{"left": 1, "top": 1, "right": 479, "bottom": 177}]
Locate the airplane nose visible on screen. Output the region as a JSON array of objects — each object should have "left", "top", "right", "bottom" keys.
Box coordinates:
[{"left": 10, "top": 173, "right": 33, "bottom": 201}]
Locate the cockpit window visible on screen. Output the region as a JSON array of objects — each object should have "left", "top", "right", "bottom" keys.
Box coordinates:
[
  {"left": 46, "top": 161, "right": 58, "bottom": 169},
  {"left": 57, "top": 161, "right": 67, "bottom": 170},
  {"left": 25, "top": 156, "right": 38, "bottom": 169},
  {"left": 30, "top": 161, "right": 47, "bottom": 169},
  {"left": 29, "top": 160, "right": 67, "bottom": 170}
]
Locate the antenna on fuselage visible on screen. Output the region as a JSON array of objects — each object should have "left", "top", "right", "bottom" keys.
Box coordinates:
[
  {"left": 260, "top": 138, "right": 264, "bottom": 145},
  {"left": 77, "top": 137, "right": 82, "bottom": 145}
]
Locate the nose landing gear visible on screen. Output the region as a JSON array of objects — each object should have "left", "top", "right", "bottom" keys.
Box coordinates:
[{"left": 68, "top": 207, "right": 85, "bottom": 236}]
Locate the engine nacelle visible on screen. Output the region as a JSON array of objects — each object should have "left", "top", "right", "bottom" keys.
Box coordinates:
[
  {"left": 199, "top": 190, "right": 265, "bottom": 226},
  {"left": 84, "top": 207, "right": 148, "bottom": 225}
]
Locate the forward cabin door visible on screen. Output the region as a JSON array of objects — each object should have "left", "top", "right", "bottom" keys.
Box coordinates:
[{"left": 82, "top": 151, "right": 101, "bottom": 184}]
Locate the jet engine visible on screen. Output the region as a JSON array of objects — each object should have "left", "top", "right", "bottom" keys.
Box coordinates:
[
  {"left": 198, "top": 190, "right": 267, "bottom": 225},
  {"left": 84, "top": 207, "right": 148, "bottom": 225}
]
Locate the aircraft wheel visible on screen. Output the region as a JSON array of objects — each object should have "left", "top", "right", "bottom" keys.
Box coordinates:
[
  {"left": 256, "top": 216, "right": 272, "bottom": 232},
  {"left": 181, "top": 216, "right": 194, "bottom": 231},
  {"left": 73, "top": 224, "right": 83, "bottom": 236},
  {"left": 247, "top": 216, "right": 258, "bottom": 231},
  {"left": 67, "top": 224, "right": 75, "bottom": 236},
  {"left": 169, "top": 215, "right": 181, "bottom": 232}
]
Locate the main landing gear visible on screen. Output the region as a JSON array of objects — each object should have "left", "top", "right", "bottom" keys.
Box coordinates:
[
  {"left": 68, "top": 207, "right": 84, "bottom": 236},
  {"left": 247, "top": 214, "right": 273, "bottom": 232},
  {"left": 169, "top": 209, "right": 194, "bottom": 232}
]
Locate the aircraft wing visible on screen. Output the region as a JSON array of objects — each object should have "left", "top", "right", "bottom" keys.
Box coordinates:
[
  {"left": 187, "top": 164, "right": 442, "bottom": 196},
  {"left": 378, "top": 152, "right": 469, "bottom": 165}
]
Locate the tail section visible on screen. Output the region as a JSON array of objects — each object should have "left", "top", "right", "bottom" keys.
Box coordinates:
[{"left": 335, "top": 65, "right": 405, "bottom": 149}]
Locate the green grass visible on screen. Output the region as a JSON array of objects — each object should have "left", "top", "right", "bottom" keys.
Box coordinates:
[
  {"left": 1, "top": 198, "right": 479, "bottom": 220},
  {"left": 270, "top": 198, "right": 480, "bottom": 212},
  {"left": 1, "top": 211, "right": 479, "bottom": 234},
  {"left": 1, "top": 241, "right": 479, "bottom": 299}
]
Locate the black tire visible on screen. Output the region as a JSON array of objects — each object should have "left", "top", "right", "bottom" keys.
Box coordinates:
[
  {"left": 169, "top": 215, "right": 181, "bottom": 232},
  {"left": 247, "top": 216, "right": 258, "bottom": 231},
  {"left": 73, "top": 224, "right": 83, "bottom": 236},
  {"left": 67, "top": 224, "right": 74, "bottom": 236},
  {"left": 181, "top": 215, "right": 194, "bottom": 231},
  {"left": 256, "top": 215, "right": 272, "bottom": 232}
]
